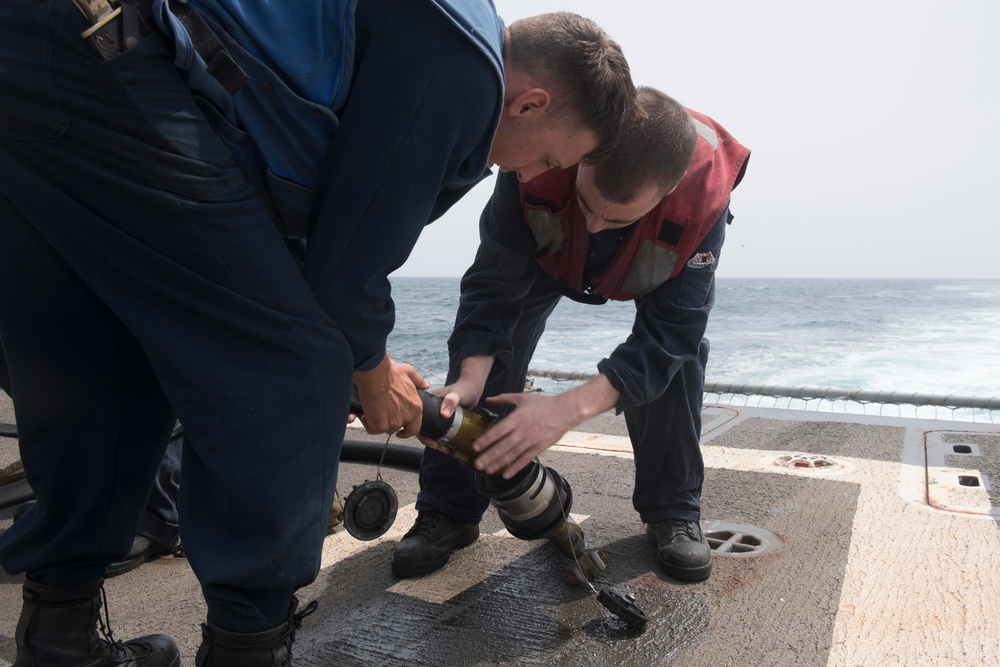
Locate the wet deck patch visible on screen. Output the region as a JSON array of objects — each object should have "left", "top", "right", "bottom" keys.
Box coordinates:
[
  {"left": 290, "top": 448, "right": 858, "bottom": 667},
  {"left": 297, "top": 555, "right": 710, "bottom": 666}
]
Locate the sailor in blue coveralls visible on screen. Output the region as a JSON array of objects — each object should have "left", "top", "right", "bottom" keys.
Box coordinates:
[
  {"left": 395, "top": 88, "right": 750, "bottom": 585},
  {"left": 0, "top": 0, "right": 635, "bottom": 662}
]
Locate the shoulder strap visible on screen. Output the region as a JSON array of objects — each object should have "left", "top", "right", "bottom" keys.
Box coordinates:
[{"left": 171, "top": 1, "right": 248, "bottom": 94}]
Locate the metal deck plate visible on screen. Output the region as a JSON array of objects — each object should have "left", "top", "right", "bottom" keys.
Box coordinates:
[{"left": 925, "top": 431, "right": 999, "bottom": 517}]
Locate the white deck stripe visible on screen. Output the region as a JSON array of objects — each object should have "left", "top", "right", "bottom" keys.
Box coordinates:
[
  {"left": 547, "top": 425, "right": 1000, "bottom": 666},
  {"left": 323, "top": 419, "right": 1000, "bottom": 665}
]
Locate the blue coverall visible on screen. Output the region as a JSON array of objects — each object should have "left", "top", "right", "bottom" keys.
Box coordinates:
[
  {"left": 417, "top": 171, "right": 726, "bottom": 526},
  {"left": 0, "top": 0, "right": 500, "bottom": 632}
]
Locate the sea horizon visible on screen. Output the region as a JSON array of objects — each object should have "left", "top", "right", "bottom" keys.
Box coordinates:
[{"left": 386, "top": 277, "right": 1000, "bottom": 418}]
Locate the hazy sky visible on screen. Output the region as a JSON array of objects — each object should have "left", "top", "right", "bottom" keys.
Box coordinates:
[{"left": 394, "top": 0, "right": 1000, "bottom": 279}]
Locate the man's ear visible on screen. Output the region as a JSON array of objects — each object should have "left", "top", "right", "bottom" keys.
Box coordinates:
[{"left": 506, "top": 88, "right": 552, "bottom": 117}]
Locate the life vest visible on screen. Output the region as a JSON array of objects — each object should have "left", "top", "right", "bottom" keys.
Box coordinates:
[
  {"left": 152, "top": 0, "right": 505, "bottom": 239},
  {"left": 520, "top": 109, "right": 750, "bottom": 301}
]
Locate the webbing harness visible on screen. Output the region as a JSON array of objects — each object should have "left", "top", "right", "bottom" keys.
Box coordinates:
[{"left": 72, "top": 0, "right": 246, "bottom": 94}]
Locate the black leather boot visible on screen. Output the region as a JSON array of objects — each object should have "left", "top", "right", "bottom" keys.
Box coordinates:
[
  {"left": 195, "top": 598, "right": 318, "bottom": 666},
  {"left": 15, "top": 578, "right": 180, "bottom": 666},
  {"left": 391, "top": 511, "right": 480, "bottom": 578},
  {"left": 646, "top": 519, "right": 713, "bottom": 582}
]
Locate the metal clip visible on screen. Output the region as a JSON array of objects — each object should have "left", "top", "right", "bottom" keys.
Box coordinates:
[
  {"left": 72, "top": 0, "right": 117, "bottom": 25},
  {"left": 119, "top": 0, "right": 143, "bottom": 50},
  {"left": 74, "top": 0, "right": 151, "bottom": 60}
]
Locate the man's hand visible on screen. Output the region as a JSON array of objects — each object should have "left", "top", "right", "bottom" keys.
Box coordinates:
[
  {"left": 471, "top": 374, "right": 621, "bottom": 478},
  {"left": 352, "top": 355, "right": 429, "bottom": 438},
  {"left": 415, "top": 354, "right": 495, "bottom": 451},
  {"left": 415, "top": 376, "right": 487, "bottom": 453},
  {"left": 468, "top": 392, "right": 574, "bottom": 477}
]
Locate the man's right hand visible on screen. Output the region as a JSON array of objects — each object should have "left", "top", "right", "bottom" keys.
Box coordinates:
[
  {"left": 415, "top": 378, "right": 480, "bottom": 453},
  {"left": 352, "top": 354, "right": 428, "bottom": 438},
  {"left": 415, "top": 355, "right": 494, "bottom": 450}
]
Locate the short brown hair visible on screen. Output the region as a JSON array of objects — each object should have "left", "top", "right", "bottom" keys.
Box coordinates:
[
  {"left": 506, "top": 13, "right": 637, "bottom": 163},
  {"left": 593, "top": 87, "right": 697, "bottom": 203}
]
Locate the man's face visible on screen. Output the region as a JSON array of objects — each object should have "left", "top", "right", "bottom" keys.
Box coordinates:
[
  {"left": 489, "top": 115, "right": 598, "bottom": 183},
  {"left": 575, "top": 165, "right": 663, "bottom": 234}
]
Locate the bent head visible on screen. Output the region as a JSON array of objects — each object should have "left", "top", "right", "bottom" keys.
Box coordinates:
[
  {"left": 488, "top": 13, "right": 637, "bottom": 182},
  {"left": 576, "top": 87, "right": 697, "bottom": 233},
  {"left": 575, "top": 167, "right": 663, "bottom": 234}
]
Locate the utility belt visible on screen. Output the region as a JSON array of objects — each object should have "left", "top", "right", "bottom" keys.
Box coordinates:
[{"left": 71, "top": 0, "right": 246, "bottom": 94}]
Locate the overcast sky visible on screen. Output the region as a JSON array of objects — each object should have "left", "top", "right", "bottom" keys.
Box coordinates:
[{"left": 394, "top": 0, "right": 999, "bottom": 279}]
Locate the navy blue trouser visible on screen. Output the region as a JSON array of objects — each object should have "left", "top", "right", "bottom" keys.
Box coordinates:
[
  {"left": 0, "top": 0, "right": 349, "bottom": 632},
  {"left": 417, "top": 218, "right": 725, "bottom": 526},
  {"left": 0, "top": 349, "right": 180, "bottom": 545}
]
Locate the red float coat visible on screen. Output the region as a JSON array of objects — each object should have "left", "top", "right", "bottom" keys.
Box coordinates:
[{"left": 520, "top": 110, "right": 750, "bottom": 301}]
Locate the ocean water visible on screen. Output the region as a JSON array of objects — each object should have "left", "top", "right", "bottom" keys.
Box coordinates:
[{"left": 386, "top": 278, "right": 1000, "bottom": 406}]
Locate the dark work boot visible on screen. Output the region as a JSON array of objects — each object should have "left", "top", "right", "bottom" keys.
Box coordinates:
[
  {"left": 646, "top": 519, "right": 713, "bottom": 582},
  {"left": 15, "top": 578, "right": 180, "bottom": 666},
  {"left": 195, "top": 598, "right": 317, "bottom": 666},
  {"left": 0, "top": 458, "right": 25, "bottom": 487},
  {"left": 391, "top": 510, "right": 480, "bottom": 578},
  {"left": 327, "top": 489, "right": 344, "bottom": 534},
  {"left": 12, "top": 506, "right": 182, "bottom": 579},
  {"left": 106, "top": 534, "right": 183, "bottom": 579}
]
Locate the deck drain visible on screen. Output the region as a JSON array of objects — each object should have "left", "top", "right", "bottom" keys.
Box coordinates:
[
  {"left": 775, "top": 453, "right": 842, "bottom": 471},
  {"left": 701, "top": 521, "right": 782, "bottom": 557}
]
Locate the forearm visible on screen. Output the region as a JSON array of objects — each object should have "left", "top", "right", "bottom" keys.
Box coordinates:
[
  {"left": 551, "top": 373, "right": 621, "bottom": 428},
  {"left": 456, "top": 355, "right": 495, "bottom": 394},
  {"left": 432, "top": 354, "right": 496, "bottom": 418},
  {"left": 472, "top": 373, "right": 621, "bottom": 478}
]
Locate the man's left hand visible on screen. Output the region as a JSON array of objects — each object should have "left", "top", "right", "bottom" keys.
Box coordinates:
[
  {"left": 470, "top": 392, "right": 576, "bottom": 477},
  {"left": 470, "top": 374, "right": 621, "bottom": 478}
]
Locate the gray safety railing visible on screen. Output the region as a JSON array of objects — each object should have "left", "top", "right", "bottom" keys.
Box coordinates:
[{"left": 525, "top": 368, "right": 1000, "bottom": 424}]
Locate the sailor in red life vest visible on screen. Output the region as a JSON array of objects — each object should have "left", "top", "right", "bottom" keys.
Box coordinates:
[{"left": 393, "top": 87, "right": 750, "bottom": 583}]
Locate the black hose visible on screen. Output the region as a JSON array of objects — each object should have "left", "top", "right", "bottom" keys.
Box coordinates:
[
  {"left": 169, "top": 423, "right": 422, "bottom": 470},
  {"left": 341, "top": 439, "right": 422, "bottom": 471},
  {"left": 0, "top": 426, "right": 424, "bottom": 471}
]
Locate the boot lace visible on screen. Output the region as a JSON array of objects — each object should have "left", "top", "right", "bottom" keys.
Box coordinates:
[
  {"left": 405, "top": 511, "right": 447, "bottom": 539},
  {"left": 292, "top": 599, "right": 318, "bottom": 631},
  {"left": 666, "top": 519, "right": 701, "bottom": 542},
  {"left": 96, "top": 584, "right": 144, "bottom": 659},
  {"left": 275, "top": 599, "right": 318, "bottom": 666}
]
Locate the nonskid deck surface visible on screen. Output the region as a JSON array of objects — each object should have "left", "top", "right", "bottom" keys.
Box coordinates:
[{"left": 0, "top": 395, "right": 997, "bottom": 666}]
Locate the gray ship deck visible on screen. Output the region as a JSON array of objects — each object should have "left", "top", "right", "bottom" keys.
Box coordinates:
[{"left": 1, "top": 396, "right": 997, "bottom": 666}]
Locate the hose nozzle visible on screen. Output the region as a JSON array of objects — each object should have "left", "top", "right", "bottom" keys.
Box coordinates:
[{"left": 349, "top": 386, "right": 606, "bottom": 580}]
